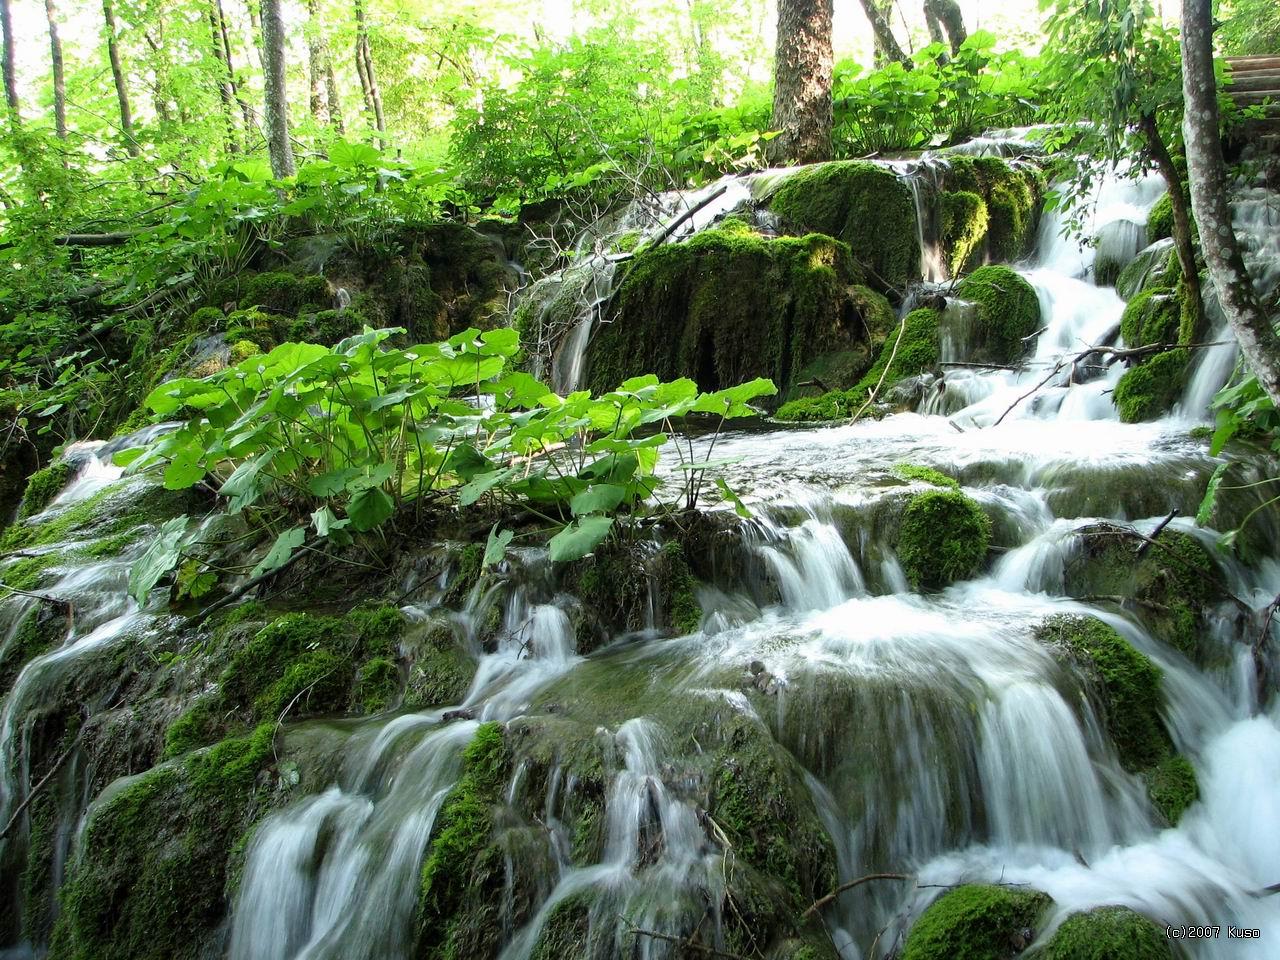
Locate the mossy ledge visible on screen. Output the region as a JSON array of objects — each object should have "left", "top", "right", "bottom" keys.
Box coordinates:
[{"left": 941, "top": 156, "right": 1044, "bottom": 263}]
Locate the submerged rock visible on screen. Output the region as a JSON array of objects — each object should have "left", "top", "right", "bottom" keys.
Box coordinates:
[{"left": 896, "top": 488, "right": 992, "bottom": 590}]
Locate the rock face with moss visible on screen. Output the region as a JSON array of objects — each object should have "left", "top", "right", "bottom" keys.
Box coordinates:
[
  {"left": 766, "top": 161, "right": 921, "bottom": 291},
  {"left": 941, "top": 156, "right": 1044, "bottom": 263},
  {"left": 954, "top": 265, "right": 1042, "bottom": 365},
  {"left": 587, "top": 223, "right": 881, "bottom": 398},
  {"left": 1114, "top": 349, "right": 1189, "bottom": 422},
  {"left": 902, "top": 884, "right": 1051, "bottom": 960},
  {"left": 942, "top": 190, "right": 991, "bottom": 276},
  {"left": 897, "top": 488, "right": 991, "bottom": 590},
  {"left": 1041, "top": 906, "right": 1174, "bottom": 960}
]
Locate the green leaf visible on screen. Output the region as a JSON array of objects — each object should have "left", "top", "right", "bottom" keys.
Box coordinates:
[
  {"left": 459, "top": 467, "right": 518, "bottom": 507},
  {"left": 1195, "top": 462, "right": 1229, "bottom": 527},
  {"left": 348, "top": 486, "right": 395, "bottom": 531},
  {"left": 570, "top": 483, "right": 626, "bottom": 516},
  {"left": 162, "top": 448, "right": 205, "bottom": 490},
  {"left": 251, "top": 526, "right": 306, "bottom": 578},
  {"left": 129, "top": 516, "right": 188, "bottom": 605},
  {"left": 310, "top": 505, "right": 351, "bottom": 537},
  {"left": 484, "top": 525, "right": 514, "bottom": 568},
  {"left": 715, "top": 477, "right": 753, "bottom": 518},
  {"left": 548, "top": 515, "right": 614, "bottom": 563}
]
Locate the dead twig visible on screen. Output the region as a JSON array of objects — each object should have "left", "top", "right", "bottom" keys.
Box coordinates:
[
  {"left": 804, "top": 873, "right": 912, "bottom": 919},
  {"left": 622, "top": 918, "right": 750, "bottom": 960}
]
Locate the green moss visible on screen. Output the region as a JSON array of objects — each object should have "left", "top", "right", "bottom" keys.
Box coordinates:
[
  {"left": 355, "top": 657, "right": 401, "bottom": 713},
  {"left": 903, "top": 884, "right": 1051, "bottom": 960},
  {"left": 163, "top": 698, "right": 225, "bottom": 759},
  {"left": 897, "top": 489, "right": 991, "bottom": 590},
  {"left": 238, "top": 271, "right": 331, "bottom": 315},
  {"left": 444, "top": 542, "right": 486, "bottom": 607},
  {"left": 1120, "top": 288, "right": 1180, "bottom": 348},
  {"left": 255, "top": 648, "right": 351, "bottom": 720},
  {"left": 588, "top": 225, "right": 867, "bottom": 397},
  {"left": 186, "top": 305, "right": 226, "bottom": 333},
  {"left": 1036, "top": 615, "right": 1170, "bottom": 771},
  {"left": 776, "top": 307, "right": 941, "bottom": 422},
  {"left": 943, "top": 156, "right": 1043, "bottom": 262},
  {"left": 893, "top": 463, "right": 959, "bottom": 489},
  {"left": 528, "top": 893, "right": 593, "bottom": 960},
  {"left": 0, "top": 600, "right": 66, "bottom": 690},
  {"left": 1144, "top": 754, "right": 1198, "bottom": 826},
  {"left": 1041, "top": 906, "right": 1174, "bottom": 960},
  {"left": 941, "top": 190, "right": 990, "bottom": 276},
  {"left": 767, "top": 160, "right": 919, "bottom": 289},
  {"left": 955, "top": 265, "right": 1041, "bottom": 364},
  {"left": 228, "top": 339, "right": 260, "bottom": 363},
  {"left": 18, "top": 461, "right": 73, "bottom": 519},
  {"left": 1114, "top": 349, "right": 1188, "bottom": 423},
  {"left": 221, "top": 307, "right": 293, "bottom": 347},
  {"left": 406, "top": 623, "right": 475, "bottom": 708},
  {"left": 415, "top": 721, "right": 511, "bottom": 960},
  {"left": 1146, "top": 194, "right": 1174, "bottom": 243},
  {"left": 287, "top": 308, "right": 368, "bottom": 345},
  {"left": 50, "top": 724, "right": 277, "bottom": 960}
]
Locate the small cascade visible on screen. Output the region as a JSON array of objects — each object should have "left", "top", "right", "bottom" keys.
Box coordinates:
[{"left": 888, "top": 158, "right": 950, "bottom": 284}]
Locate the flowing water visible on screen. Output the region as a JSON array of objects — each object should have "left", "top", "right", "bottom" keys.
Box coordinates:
[{"left": 3, "top": 146, "right": 1280, "bottom": 960}]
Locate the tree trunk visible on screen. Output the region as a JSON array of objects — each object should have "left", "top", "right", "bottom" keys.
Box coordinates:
[
  {"left": 770, "top": 0, "right": 833, "bottom": 164},
  {"left": 102, "top": 0, "right": 139, "bottom": 156},
  {"left": 217, "top": 0, "right": 256, "bottom": 137},
  {"left": 858, "top": 0, "right": 908, "bottom": 66},
  {"left": 325, "top": 62, "right": 344, "bottom": 133},
  {"left": 924, "top": 0, "right": 966, "bottom": 54},
  {"left": 1138, "top": 114, "right": 1205, "bottom": 339},
  {"left": 354, "top": 0, "right": 386, "bottom": 146},
  {"left": 1181, "top": 0, "right": 1280, "bottom": 408},
  {"left": 45, "top": 0, "right": 66, "bottom": 136},
  {"left": 143, "top": 27, "right": 173, "bottom": 125},
  {"left": 306, "top": 0, "right": 326, "bottom": 123},
  {"left": 0, "top": 0, "right": 17, "bottom": 116},
  {"left": 207, "top": 0, "right": 239, "bottom": 151},
  {"left": 260, "top": 0, "right": 294, "bottom": 177},
  {"left": 923, "top": 5, "right": 945, "bottom": 46}
]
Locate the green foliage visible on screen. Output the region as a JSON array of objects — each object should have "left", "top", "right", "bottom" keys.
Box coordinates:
[
  {"left": 1114, "top": 349, "right": 1188, "bottom": 422},
  {"left": 955, "top": 265, "right": 1042, "bottom": 364},
  {"left": 902, "top": 884, "right": 1051, "bottom": 960},
  {"left": 1218, "top": 0, "right": 1280, "bottom": 56},
  {"left": 1040, "top": 907, "right": 1174, "bottom": 960},
  {"left": 897, "top": 489, "right": 991, "bottom": 590}
]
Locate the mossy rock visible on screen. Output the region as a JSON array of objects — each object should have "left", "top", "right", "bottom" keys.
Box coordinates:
[
  {"left": 1120, "top": 288, "right": 1180, "bottom": 348},
  {"left": 955, "top": 265, "right": 1041, "bottom": 365},
  {"left": 942, "top": 190, "right": 990, "bottom": 276},
  {"left": 1114, "top": 349, "right": 1188, "bottom": 423},
  {"left": 893, "top": 463, "right": 960, "bottom": 489},
  {"left": 767, "top": 160, "right": 920, "bottom": 290},
  {"left": 49, "top": 725, "right": 279, "bottom": 960},
  {"left": 1116, "top": 240, "right": 1180, "bottom": 302},
  {"left": 1035, "top": 615, "right": 1170, "bottom": 772},
  {"left": 897, "top": 488, "right": 991, "bottom": 590},
  {"left": 404, "top": 621, "right": 476, "bottom": 709},
  {"left": 776, "top": 307, "right": 941, "bottom": 421},
  {"left": 18, "top": 461, "right": 73, "bottom": 519},
  {"left": 566, "top": 539, "right": 703, "bottom": 645},
  {"left": 902, "top": 883, "right": 1051, "bottom": 960},
  {"left": 237, "top": 271, "right": 332, "bottom": 315},
  {"left": 287, "top": 308, "right": 369, "bottom": 345},
  {"left": 0, "top": 599, "right": 68, "bottom": 692},
  {"left": 1146, "top": 193, "right": 1174, "bottom": 243},
  {"left": 588, "top": 224, "right": 868, "bottom": 398},
  {"left": 1144, "top": 754, "right": 1199, "bottom": 826},
  {"left": 942, "top": 156, "right": 1043, "bottom": 263},
  {"left": 1040, "top": 906, "right": 1174, "bottom": 959}
]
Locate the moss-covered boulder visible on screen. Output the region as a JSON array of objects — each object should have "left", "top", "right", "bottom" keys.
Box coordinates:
[
  {"left": 766, "top": 161, "right": 921, "bottom": 290},
  {"left": 902, "top": 884, "right": 1051, "bottom": 960},
  {"left": 776, "top": 307, "right": 941, "bottom": 421},
  {"left": 587, "top": 223, "right": 874, "bottom": 398},
  {"left": 1120, "top": 289, "right": 1180, "bottom": 348},
  {"left": 955, "top": 265, "right": 1041, "bottom": 365},
  {"left": 1116, "top": 241, "right": 1181, "bottom": 302},
  {"left": 238, "top": 271, "right": 333, "bottom": 315},
  {"left": 17, "top": 461, "right": 73, "bottom": 519},
  {"left": 942, "top": 156, "right": 1044, "bottom": 263},
  {"left": 897, "top": 488, "right": 991, "bottom": 590},
  {"left": 1146, "top": 193, "right": 1174, "bottom": 243},
  {"left": 1144, "top": 754, "right": 1199, "bottom": 826},
  {"left": 404, "top": 619, "right": 476, "bottom": 709},
  {"left": 942, "top": 190, "right": 991, "bottom": 276},
  {"left": 566, "top": 539, "right": 702, "bottom": 647},
  {"left": 1041, "top": 906, "right": 1174, "bottom": 960},
  {"left": 1114, "top": 349, "right": 1188, "bottom": 422}
]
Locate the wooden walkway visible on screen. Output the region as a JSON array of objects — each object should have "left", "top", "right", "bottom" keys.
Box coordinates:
[{"left": 1225, "top": 55, "right": 1280, "bottom": 146}]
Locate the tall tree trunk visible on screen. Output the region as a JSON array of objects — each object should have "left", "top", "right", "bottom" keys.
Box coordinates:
[
  {"left": 1138, "top": 114, "right": 1205, "bottom": 339},
  {"left": 143, "top": 28, "right": 173, "bottom": 125},
  {"left": 45, "top": 0, "right": 66, "bottom": 137},
  {"left": 102, "top": 0, "right": 139, "bottom": 156},
  {"left": 207, "top": 0, "right": 239, "bottom": 151},
  {"left": 923, "top": 5, "right": 945, "bottom": 46},
  {"left": 353, "top": 0, "right": 385, "bottom": 146},
  {"left": 1180, "top": 0, "right": 1280, "bottom": 407},
  {"left": 307, "top": 0, "right": 326, "bottom": 123},
  {"left": 770, "top": 0, "right": 833, "bottom": 164},
  {"left": 325, "top": 62, "right": 344, "bottom": 133},
  {"left": 858, "top": 0, "right": 907, "bottom": 65},
  {"left": 217, "top": 0, "right": 256, "bottom": 137},
  {"left": 923, "top": 0, "right": 966, "bottom": 54},
  {"left": 260, "top": 0, "right": 294, "bottom": 177},
  {"left": 0, "top": 0, "right": 17, "bottom": 117}
]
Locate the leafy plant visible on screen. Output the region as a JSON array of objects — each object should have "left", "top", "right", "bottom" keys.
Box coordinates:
[{"left": 117, "top": 326, "right": 773, "bottom": 604}]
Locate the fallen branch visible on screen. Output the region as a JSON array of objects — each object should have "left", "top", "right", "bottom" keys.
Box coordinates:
[
  {"left": 804, "top": 873, "right": 912, "bottom": 919},
  {"left": 623, "top": 921, "right": 749, "bottom": 960},
  {"left": 1137, "top": 511, "right": 1178, "bottom": 557},
  {"left": 1253, "top": 592, "right": 1280, "bottom": 695},
  {"left": 190, "top": 541, "right": 311, "bottom": 626},
  {"left": 0, "top": 735, "right": 81, "bottom": 841},
  {"left": 52, "top": 228, "right": 149, "bottom": 247},
  {"left": 631, "top": 185, "right": 728, "bottom": 258}
]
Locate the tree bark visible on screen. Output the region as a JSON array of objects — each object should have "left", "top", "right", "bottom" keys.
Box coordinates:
[
  {"left": 1181, "top": 0, "right": 1280, "bottom": 408},
  {"left": 260, "top": 0, "right": 294, "bottom": 177},
  {"left": 1138, "top": 113, "right": 1205, "bottom": 339},
  {"left": 858, "top": 0, "right": 908, "bottom": 66},
  {"left": 102, "top": 0, "right": 139, "bottom": 155},
  {"left": 354, "top": 0, "right": 386, "bottom": 146},
  {"left": 0, "top": 0, "right": 17, "bottom": 116},
  {"left": 306, "top": 0, "right": 326, "bottom": 123},
  {"left": 924, "top": 0, "right": 967, "bottom": 55},
  {"left": 207, "top": 0, "right": 239, "bottom": 152},
  {"left": 325, "top": 62, "right": 344, "bottom": 133},
  {"left": 924, "top": 5, "right": 945, "bottom": 46},
  {"left": 770, "top": 0, "right": 833, "bottom": 164},
  {"left": 217, "top": 0, "right": 256, "bottom": 137},
  {"left": 45, "top": 0, "right": 66, "bottom": 137}
]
